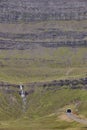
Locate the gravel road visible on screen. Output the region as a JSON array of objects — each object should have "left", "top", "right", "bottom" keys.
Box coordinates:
[{"left": 67, "top": 113, "right": 87, "bottom": 125}]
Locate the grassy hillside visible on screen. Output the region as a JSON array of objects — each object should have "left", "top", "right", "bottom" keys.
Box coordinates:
[
  {"left": 0, "top": 90, "right": 22, "bottom": 121},
  {"left": 0, "top": 20, "right": 87, "bottom": 83},
  {"left": 0, "top": 47, "right": 86, "bottom": 83},
  {"left": 0, "top": 87, "right": 87, "bottom": 129}
]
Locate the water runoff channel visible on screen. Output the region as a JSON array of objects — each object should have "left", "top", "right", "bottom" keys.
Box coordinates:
[{"left": 19, "top": 85, "right": 26, "bottom": 112}]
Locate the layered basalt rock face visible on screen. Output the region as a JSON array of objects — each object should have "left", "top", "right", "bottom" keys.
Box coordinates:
[
  {"left": 0, "top": 0, "right": 87, "bottom": 49},
  {"left": 0, "top": 31, "right": 87, "bottom": 49},
  {"left": 0, "top": 0, "right": 87, "bottom": 23}
]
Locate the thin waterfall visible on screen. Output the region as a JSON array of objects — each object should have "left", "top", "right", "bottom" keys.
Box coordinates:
[{"left": 20, "top": 85, "right": 26, "bottom": 112}]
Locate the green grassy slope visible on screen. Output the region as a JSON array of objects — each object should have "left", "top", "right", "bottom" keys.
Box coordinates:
[
  {"left": 0, "top": 47, "right": 87, "bottom": 83},
  {"left": 0, "top": 90, "right": 22, "bottom": 121},
  {"left": 0, "top": 87, "right": 87, "bottom": 129},
  {"left": 26, "top": 88, "right": 87, "bottom": 117}
]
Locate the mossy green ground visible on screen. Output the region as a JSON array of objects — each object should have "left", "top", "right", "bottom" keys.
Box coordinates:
[
  {"left": 0, "top": 88, "right": 87, "bottom": 129},
  {"left": 0, "top": 47, "right": 86, "bottom": 129},
  {"left": 0, "top": 47, "right": 87, "bottom": 83}
]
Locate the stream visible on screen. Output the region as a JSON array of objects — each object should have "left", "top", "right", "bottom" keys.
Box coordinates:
[{"left": 20, "top": 85, "right": 26, "bottom": 112}]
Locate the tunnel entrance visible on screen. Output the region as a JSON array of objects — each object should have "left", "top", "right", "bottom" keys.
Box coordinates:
[{"left": 66, "top": 109, "right": 72, "bottom": 113}]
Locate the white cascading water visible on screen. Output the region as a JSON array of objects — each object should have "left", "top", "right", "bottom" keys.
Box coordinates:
[{"left": 20, "top": 85, "right": 26, "bottom": 112}]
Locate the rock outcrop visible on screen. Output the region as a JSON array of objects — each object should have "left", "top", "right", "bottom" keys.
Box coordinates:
[{"left": 0, "top": 0, "right": 87, "bottom": 23}]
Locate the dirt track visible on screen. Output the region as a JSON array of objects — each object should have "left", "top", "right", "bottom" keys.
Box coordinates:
[{"left": 67, "top": 113, "right": 87, "bottom": 125}]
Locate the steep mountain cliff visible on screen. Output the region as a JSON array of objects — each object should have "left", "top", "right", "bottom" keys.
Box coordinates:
[
  {"left": 0, "top": 0, "right": 87, "bottom": 49},
  {"left": 0, "top": 0, "right": 87, "bottom": 23}
]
